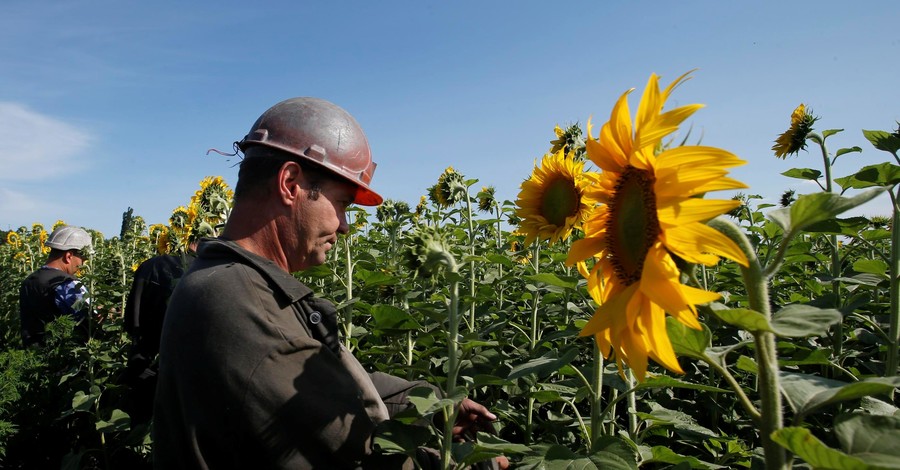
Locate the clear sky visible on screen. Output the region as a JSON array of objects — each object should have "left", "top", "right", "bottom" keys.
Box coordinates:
[{"left": 2, "top": 1, "right": 898, "bottom": 237}]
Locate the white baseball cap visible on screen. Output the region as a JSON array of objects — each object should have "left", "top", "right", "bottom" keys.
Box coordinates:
[{"left": 46, "top": 226, "right": 93, "bottom": 252}]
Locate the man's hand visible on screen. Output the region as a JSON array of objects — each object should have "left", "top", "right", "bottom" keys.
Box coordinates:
[{"left": 453, "top": 398, "right": 497, "bottom": 441}]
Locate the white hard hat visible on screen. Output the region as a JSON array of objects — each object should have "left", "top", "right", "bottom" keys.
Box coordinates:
[{"left": 46, "top": 226, "right": 93, "bottom": 251}]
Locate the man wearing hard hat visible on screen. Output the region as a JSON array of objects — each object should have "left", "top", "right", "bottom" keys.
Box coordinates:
[
  {"left": 18, "top": 225, "right": 93, "bottom": 347},
  {"left": 153, "top": 98, "right": 505, "bottom": 469}
]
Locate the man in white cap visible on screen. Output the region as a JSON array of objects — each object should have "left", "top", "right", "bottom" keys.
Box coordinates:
[{"left": 18, "top": 225, "right": 93, "bottom": 347}]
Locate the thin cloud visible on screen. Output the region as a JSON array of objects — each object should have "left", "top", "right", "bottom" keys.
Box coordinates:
[
  {"left": 0, "top": 102, "right": 92, "bottom": 181},
  {"left": 0, "top": 187, "right": 55, "bottom": 230}
]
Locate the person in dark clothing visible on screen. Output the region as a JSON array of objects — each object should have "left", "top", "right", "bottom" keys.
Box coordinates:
[
  {"left": 19, "top": 225, "right": 93, "bottom": 347},
  {"left": 153, "top": 98, "right": 506, "bottom": 469},
  {"left": 121, "top": 243, "right": 196, "bottom": 423}
]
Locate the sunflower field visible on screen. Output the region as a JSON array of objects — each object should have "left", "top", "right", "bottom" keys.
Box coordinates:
[{"left": 1, "top": 73, "right": 900, "bottom": 469}]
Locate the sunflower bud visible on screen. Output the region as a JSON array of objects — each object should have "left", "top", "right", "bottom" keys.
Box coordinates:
[
  {"left": 772, "top": 104, "right": 818, "bottom": 158},
  {"left": 403, "top": 226, "right": 457, "bottom": 277}
]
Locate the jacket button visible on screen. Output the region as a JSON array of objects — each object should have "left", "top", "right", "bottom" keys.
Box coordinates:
[{"left": 309, "top": 311, "right": 321, "bottom": 325}]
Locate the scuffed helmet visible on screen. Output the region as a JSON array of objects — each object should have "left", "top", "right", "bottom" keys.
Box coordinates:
[
  {"left": 46, "top": 226, "right": 92, "bottom": 252},
  {"left": 238, "top": 97, "right": 383, "bottom": 206}
]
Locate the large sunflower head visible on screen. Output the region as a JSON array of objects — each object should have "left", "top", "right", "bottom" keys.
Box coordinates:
[
  {"left": 772, "top": 104, "right": 818, "bottom": 158},
  {"left": 515, "top": 149, "right": 594, "bottom": 247},
  {"left": 567, "top": 71, "right": 750, "bottom": 381}
]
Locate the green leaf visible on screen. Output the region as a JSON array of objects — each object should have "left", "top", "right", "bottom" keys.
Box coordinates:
[
  {"left": 373, "top": 420, "right": 431, "bottom": 455},
  {"left": 357, "top": 269, "right": 399, "bottom": 288},
  {"left": 772, "top": 427, "right": 876, "bottom": 470},
  {"left": 805, "top": 216, "right": 871, "bottom": 235},
  {"left": 770, "top": 304, "right": 842, "bottom": 337},
  {"left": 863, "top": 129, "right": 900, "bottom": 155},
  {"left": 781, "top": 168, "right": 822, "bottom": 181},
  {"left": 95, "top": 409, "right": 131, "bottom": 433},
  {"left": 647, "top": 446, "right": 726, "bottom": 469},
  {"left": 835, "top": 413, "right": 900, "bottom": 459},
  {"left": 667, "top": 317, "right": 711, "bottom": 360},
  {"left": 371, "top": 304, "right": 422, "bottom": 331},
  {"left": 835, "top": 146, "right": 863, "bottom": 158},
  {"left": 768, "top": 189, "right": 886, "bottom": 234},
  {"left": 457, "top": 433, "right": 532, "bottom": 468},
  {"left": 485, "top": 253, "right": 514, "bottom": 267},
  {"left": 780, "top": 372, "right": 900, "bottom": 420},
  {"left": 835, "top": 163, "right": 900, "bottom": 190},
  {"left": 518, "top": 443, "right": 637, "bottom": 470},
  {"left": 524, "top": 273, "right": 578, "bottom": 290},
  {"left": 709, "top": 308, "right": 772, "bottom": 333},
  {"left": 507, "top": 348, "right": 579, "bottom": 380},
  {"left": 853, "top": 259, "right": 889, "bottom": 276},
  {"left": 822, "top": 129, "right": 844, "bottom": 139},
  {"left": 735, "top": 355, "right": 758, "bottom": 374},
  {"left": 635, "top": 375, "right": 729, "bottom": 393}
]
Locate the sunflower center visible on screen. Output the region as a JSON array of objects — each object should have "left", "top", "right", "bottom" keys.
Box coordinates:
[
  {"left": 606, "top": 166, "right": 660, "bottom": 286},
  {"left": 541, "top": 176, "right": 579, "bottom": 227}
]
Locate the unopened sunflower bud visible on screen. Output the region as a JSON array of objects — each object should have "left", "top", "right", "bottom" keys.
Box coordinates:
[{"left": 403, "top": 226, "right": 457, "bottom": 277}]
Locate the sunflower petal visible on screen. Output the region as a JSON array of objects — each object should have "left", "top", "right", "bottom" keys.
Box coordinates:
[
  {"left": 580, "top": 283, "right": 638, "bottom": 337},
  {"left": 657, "top": 198, "right": 742, "bottom": 225},
  {"left": 663, "top": 223, "right": 749, "bottom": 267}
]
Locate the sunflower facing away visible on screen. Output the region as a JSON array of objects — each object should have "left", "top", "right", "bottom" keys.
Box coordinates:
[
  {"left": 566, "top": 71, "right": 749, "bottom": 381},
  {"left": 515, "top": 149, "right": 594, "bottom": 247},
  {"left": 772, "top": 104, "right": 818, "bottom": 158}
]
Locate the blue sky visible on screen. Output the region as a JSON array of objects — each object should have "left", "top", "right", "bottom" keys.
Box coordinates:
[{"left": 1, "top": 1, "right": 899, "bottom": 236}]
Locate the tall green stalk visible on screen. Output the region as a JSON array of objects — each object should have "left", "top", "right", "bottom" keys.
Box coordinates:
[
  {"left": 342, "top": 233, "right": 354, "bottom": 350},
  {"left": 887, "top": 188, "right": 900, "bottom": 376},
  {"left": 711, "top": 217, "right": 786, "bottom": 469},
  {"left": 441, "top": 253, "right": 461, "bottom": 470},
  {"left": 465, "top": 193, "right": 477, "bottom": 333},
  {"left": 589, "top": 344, "right": 604, "bottom": 449},
  {"left": 810, "top": 134, "right": 844, "bottom": 359}
]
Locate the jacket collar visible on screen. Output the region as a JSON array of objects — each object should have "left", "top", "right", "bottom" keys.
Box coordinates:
[{"left": 197, "top": 238, "right": 313, "bottom": 303}]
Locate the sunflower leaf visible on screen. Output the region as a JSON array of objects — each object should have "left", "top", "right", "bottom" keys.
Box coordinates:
[
  {"left": 771, "top": 427, "right": 877, "bottom": 470},
  {"left": 507, "top": 348, "right": 579, "bottom": 380},
  {"left": 524, "top": 273, "right": 579, "bottom": 290},
  {"left": 835, "top": 413, "right": 900, "bottom": 460},
  {"left": 780, "top": 372, "right": 900, "bottom": 421},
  {"left": 781, "top": 168, "right": 822, "bottom": 181},
  {"left": 770, "top": 304, "right": 842, "bottom": 337},
  {"left": 863, "top": 129, "right": 900, "bottom": 155},
  {"left": 768, "top": 188, "right": 886, "bottom": 234},
  {"left": 666, "top": 317, "right": 710, "bottom": 360},
  {"left": 835, "top": 163, "right": 900, "bottom": 190},
  {"left": 835, "top": 146, "right": 862, "bottom": 159},
  {"left": 822, "top": 129, "right": 844, "bottom": 139},
  {"left": 708, "top": 308, "right": 772, "bottom": 333}
]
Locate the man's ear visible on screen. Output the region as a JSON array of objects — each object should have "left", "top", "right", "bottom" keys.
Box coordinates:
[{"left": 278, "top": 161, "right": 303, "bottom": 206}]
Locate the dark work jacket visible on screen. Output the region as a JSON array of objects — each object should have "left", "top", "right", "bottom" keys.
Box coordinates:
[
  {"left": 153, "top": 238, "right": 429, "bottom": 469},
  {"left": 121, "top": 251, "right": 195, "bottom": 424},
  {"left": 19, "top": 267, "right": 80, "bottom": 347},
  {"left": 125, "top": 252, "right": 195, "bottom": 359}
]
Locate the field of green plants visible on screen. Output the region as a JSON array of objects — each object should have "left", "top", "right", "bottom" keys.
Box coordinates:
[{"left": 1, "top": 74, "right": 899, "bottom": 469}]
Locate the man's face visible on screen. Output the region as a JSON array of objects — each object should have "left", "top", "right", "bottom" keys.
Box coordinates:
[
  {"left": 287, "top": 176, "right": 355, "bottom": 271},
  {"left": 67, "top": 249, "right": 87, "bottom": 275}
]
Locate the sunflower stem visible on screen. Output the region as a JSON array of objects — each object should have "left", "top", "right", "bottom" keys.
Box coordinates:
[
  {"left": 590, "top": 342, "right": 605, "bottom": 448},
  {"left": 342, "top": 229, "right": 355, "bottom": 351},
  {"left": 709, "top": 216, "right": 786, "bottom": 469},
  {"left": 887, "top": 188, "right": 900, "bottom": 376},
  {"left": 441, "top": 257, "right": 461, "bottom": 470},
  {"left": 811, "top": 133, "right": 844, "bottom": 361},
  {"left": 465, "top": 190, "right": 477, "bottom": 333},
  {"left": 530, "top": 243, "right": 542, "bottom": 351}
]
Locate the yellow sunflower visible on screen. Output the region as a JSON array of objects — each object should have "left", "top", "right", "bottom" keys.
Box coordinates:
[
  {"left": 566, "top": 71, "right": 749, "bottom": 381},
  {"left": 772, "top": 104, "right": 817, "bottom": 158},
  {"left": 515, "top": 149, "right": 594, "bottom": 247},
  {"left": 6, "top": 232, "right": 21, "bottom": 247}
]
